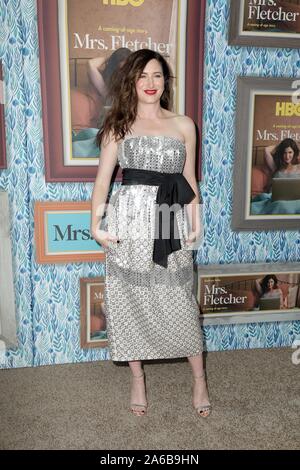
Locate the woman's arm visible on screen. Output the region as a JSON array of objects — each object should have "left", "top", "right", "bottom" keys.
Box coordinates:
[
  {"left": 279, "top": 289, "right": 286, "bottom": 309},
  {"left": 255, "top": 278, "right": 263, "bottom": 296},
  {"left": 91, "top": 134, "right": 119, "bottom": 248},
  {"left": 264, "top": 145, "right": 276, "bottom": 173},
  {"left": 87, "top": 57, "right": 108, "bottom": 98},
  {"left": 181, "top": 116, "right": 201, "bottom": 246}
]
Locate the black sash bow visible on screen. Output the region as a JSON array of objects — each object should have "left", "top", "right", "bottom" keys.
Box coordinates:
[{"left": 122, "top": 168, "right": 195, "bottom": 268}]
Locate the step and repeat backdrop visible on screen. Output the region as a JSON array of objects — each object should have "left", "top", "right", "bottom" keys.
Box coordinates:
[{"left": 0, "top": 0, "right": 300, "bottom": 368}]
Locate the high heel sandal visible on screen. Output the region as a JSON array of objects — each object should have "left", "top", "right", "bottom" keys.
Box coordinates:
[
  {"left": 130, "top": 372, "right": 147, "bottom": 416},
  {"left": 193, "top": 372, "right": 212, "bottom": 418}
]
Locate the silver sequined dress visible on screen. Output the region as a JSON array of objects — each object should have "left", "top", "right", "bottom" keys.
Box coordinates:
[{"left": 104, "top": 135, "right": 203, "bottom": 361}]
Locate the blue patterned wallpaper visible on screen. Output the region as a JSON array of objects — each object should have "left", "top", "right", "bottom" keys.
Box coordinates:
[
  {"left": 0, "top": 0, "right": 34, "bottom": 368},
  {"left": 0, "top": 0, "right": 299, "bottom": 369}
]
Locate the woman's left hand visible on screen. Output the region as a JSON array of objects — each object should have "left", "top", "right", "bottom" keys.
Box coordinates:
[{"left": 185, "top": 229, "right": 201, "bottom": 247}]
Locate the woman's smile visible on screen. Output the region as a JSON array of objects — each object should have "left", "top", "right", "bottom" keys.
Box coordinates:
[{"left": 144, "top": 89, "right": 157, "bottom": 95}]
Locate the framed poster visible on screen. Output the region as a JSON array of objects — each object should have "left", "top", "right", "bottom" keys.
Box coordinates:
[
  {"left": 37, "top": 0, "right": 206, "bottom": 182},
  {"left": 232, "top": 76, "right": 300, "bottom": 231},
  {"left": 80, "top": 277, "right": 108, "bottom": 348},
  {"left": 198, "top": 263, "right": 300, "bottom": 326},
  {"left": 0, "top": 62, "right": 7, "bottom": 170},
  {"left": 0, "top": 192, "right": 17, "bottom": 348},
  {"left": 34, "top": 201, "right": 106, "bottom": 264},
  {"left": 229, "top": 0, "right": 300, "bottom": 48}
]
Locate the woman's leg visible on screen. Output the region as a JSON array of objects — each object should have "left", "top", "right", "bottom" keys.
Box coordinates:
[
  {"left": 129, "top": 360, "right": 147, "bottom": 416},
  {"left": 188, "top": 354, "right": 211, "bottom": 417}
]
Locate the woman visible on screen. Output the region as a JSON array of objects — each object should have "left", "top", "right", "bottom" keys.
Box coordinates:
[
  {"left": 255, "top": 275, "right": 285, "bottom": 309},
  {"left": 91, "top": 49, "right": 210, "bottom": 418},
  {"left": 264, "top": 139, "right": 300, "bottom": 178},
  {"left": 71, "top": 48, "right": 131, "bottom": 157}
]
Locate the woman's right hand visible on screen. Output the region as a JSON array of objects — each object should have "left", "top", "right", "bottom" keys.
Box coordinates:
[
  {"left": 87, "top": 57, "right": 108, "bottom": 98},
  {"left": 264, "top": 145, "right": 276, "bottom": 173},
  {"left": 91, "top": 228, "right": 119, "bottom": 249}
]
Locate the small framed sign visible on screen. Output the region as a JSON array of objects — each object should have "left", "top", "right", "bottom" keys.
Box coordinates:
[
  {"left": 34, "top": 201, "right": 105, "bottom": 264},
  {"left": 198, "top": 263, "right": 300, "bottom": 325},
  {"left": 80, "top": 277, "right": 108, "bottom": 349}
]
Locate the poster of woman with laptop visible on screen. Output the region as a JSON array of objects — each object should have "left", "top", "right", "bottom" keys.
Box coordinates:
[
  {"left": 255, "top": 275, "right": 286, "bottom": 310},
  {"left": 241, "top": 0, "right": 300, "bottom": 35},
  {"left": 198, "top": 270, "right": 300, "bottom": 318},
  {"left": 250, "top": 93, "right": 300, "bottom": 216},
  {"left": 59, "top": 0, "right": 180, "bottom": 166}
]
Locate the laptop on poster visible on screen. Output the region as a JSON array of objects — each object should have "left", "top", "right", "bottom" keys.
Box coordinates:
[
  {"left": 272, "top": 178, "right": 300, "bottom": 202},
  {"left": 259, "top": 297, "right": 281, "bottom": 311}
]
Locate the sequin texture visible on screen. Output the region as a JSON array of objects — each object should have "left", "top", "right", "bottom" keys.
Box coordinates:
[{"left": 104, "top": 136, "right": 203, "bottom": 361}]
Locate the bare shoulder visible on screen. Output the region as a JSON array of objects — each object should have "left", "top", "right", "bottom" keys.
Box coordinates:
[
  {"left": 160, "top": 110, "right": 195, "bottom": 142},
  {"left": 164, "top": 111, "right": 194, "bottom": 126},
  {"left": 175, "top": 114, "right": 195, "bottom": 131},
  {"left": 102, "top": 130, "right": 119, "bottom": 150},
  {"left": 174, "top": 115, "right": 195, "bottom": 142}
]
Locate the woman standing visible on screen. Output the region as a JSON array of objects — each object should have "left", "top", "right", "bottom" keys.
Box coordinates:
[{"left": 91, "top": 49, "right": 211, "bottom": 418}]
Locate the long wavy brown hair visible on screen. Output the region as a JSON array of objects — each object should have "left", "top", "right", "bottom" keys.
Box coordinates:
[
  {"left": 261, "top": 275, "right": 279, "bottom": 293},
  {"left": 96, "top": 49, "right": 173, "bottom": 146}
]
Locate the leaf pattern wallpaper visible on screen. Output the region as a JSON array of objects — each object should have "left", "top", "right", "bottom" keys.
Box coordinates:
[{"left": 0, "top": 0, "right": 299, "bottom": 369}]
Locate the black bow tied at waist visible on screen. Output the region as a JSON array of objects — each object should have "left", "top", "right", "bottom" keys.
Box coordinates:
[{"left": 122, "top": 168, "right": 196, "bottom": 268}]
